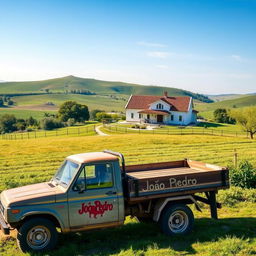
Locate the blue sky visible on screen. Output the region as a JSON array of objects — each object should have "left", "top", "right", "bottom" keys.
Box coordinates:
[{"left": 0, "top": 0, "right": 256, "bottom": 94}]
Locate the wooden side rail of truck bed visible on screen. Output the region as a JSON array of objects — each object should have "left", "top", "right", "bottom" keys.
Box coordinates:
[{"left": 125, "top": 159, "right": 229, "bottom": 202}]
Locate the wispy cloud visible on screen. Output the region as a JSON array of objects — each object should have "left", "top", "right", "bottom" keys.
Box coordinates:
[
  {"left": 147, "top": 51, "right": 170, "bottom": 59},
  {"left": 137, "top": 41, "right": 167, "bottom": 48},
  {"left": 231, "top": 54, "right": 242, "bottom": 61},
  {"left": 156, "top": 64, "right": 169, "bottom": 69}
]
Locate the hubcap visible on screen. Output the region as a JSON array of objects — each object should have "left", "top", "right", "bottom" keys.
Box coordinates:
[
  {"left": 26, "top": 226, "right": 51, "bottom": 250},
  {"left": 168, "top": 210, "right": 188, "bottom": 233}
]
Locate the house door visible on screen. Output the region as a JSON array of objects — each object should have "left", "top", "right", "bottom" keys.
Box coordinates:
[{"left": 157, "top": 115, "right": 163, "bottom": 123}]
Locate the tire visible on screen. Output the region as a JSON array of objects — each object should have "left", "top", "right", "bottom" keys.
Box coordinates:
[
  {"left": 160, "top": 204, "right": 194, "bottom": 236},
  {"left": 17, "top": 217, "right": 58, "bottom": 253}
]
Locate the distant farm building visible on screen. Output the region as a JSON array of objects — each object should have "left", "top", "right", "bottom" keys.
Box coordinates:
[{"left": 125, "top": 92, "right": 197, "bottom": 125}]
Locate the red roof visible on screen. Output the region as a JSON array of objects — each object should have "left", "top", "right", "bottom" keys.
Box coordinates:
[
  {"left": 126, "top": 95, "right": 191, "bottom": 112},
  {"left": 138, "top": 109, "right": 169, "bottom": 115}
]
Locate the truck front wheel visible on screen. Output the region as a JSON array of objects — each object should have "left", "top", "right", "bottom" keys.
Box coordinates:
[
  {"left": 17, "top": 217, "right": 58, "bottom": 253},
  {"left": 160, "top": 204, "right": 194, "bottom": 235}
]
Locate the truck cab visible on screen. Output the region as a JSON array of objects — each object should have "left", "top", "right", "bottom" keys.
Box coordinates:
[{"left": 0, "top": 152, "right": 125, "bottom": 252}]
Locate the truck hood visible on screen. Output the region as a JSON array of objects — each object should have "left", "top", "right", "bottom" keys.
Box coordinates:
[{"left": 1, "top": 182, "right": 65, "bottom": 207}]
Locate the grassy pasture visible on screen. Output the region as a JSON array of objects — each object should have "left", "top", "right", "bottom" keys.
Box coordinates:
[
  {"left": 1, "top": 134, "right": 256, "bottom": 255},
  {"left": 11, "top": 94, "right": 127, "bottom": 112},
  {"left": 1, "top": 134, "right": 255, "bottom": 192},
  {"left": 0, "top": 108, "right": 52, "bottom": 119}
]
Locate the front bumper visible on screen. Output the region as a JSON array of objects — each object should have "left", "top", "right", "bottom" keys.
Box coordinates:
[{"left": 0, "top": 211, "right": 10, "bottom": 235}]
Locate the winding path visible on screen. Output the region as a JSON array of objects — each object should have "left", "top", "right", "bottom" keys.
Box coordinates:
[{"left": 95, "top": 126, "right": 109, "bottom": 136}]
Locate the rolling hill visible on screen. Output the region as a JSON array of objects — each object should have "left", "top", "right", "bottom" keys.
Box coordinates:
[
  {"left": 196, "top": 94, "right": 256, "bottom": 113},
  {"left": 0, "top": 75, "right": 212, "bottom": 103}
]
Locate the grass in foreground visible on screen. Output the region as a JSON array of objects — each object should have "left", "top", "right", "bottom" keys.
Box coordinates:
[
  {"left": 0, "top": 134, "right": 256, "bottom": 255},
  {"left": 1, "top": 202, "right": 256, "bottom": 256}
]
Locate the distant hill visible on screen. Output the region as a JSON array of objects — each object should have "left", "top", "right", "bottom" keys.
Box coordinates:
[
  {"left": 207, "top": 94, "right": 245, "bottom": 102},
  {"left": 0, "top": 75, "right": 213, "bottom": 103},
  {"left": 196, "top": 94, "right": 256, "bottom": 112}
]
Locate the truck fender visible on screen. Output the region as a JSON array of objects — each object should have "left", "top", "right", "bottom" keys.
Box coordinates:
[
  {"left": 153, "top": 195, "right": 201, "bottom": 222},
  {"left": 20, "top": 210, "right": 67, "bottom": 232}
]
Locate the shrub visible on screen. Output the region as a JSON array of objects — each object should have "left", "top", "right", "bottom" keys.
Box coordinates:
[
  {"left": 218, "top": 186, "right": 256, "bottom": 206},
  {"left": 40, "top": 117, "right": 64, "bottom": 130},
  {"left": 230, "top": 160, "right": 256, "bottom": 189},
  {"left": 0, "top": 114, "right": 17, "bottom": 133}
]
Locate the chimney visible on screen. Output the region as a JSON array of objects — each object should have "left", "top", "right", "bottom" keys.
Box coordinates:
[{"left": 164, "top": 91, "right": 168, "bottom": 98}]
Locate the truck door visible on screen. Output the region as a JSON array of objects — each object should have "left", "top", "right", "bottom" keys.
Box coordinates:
[{"left": 67, "top": 162, "right": 119, "bottom": 229}]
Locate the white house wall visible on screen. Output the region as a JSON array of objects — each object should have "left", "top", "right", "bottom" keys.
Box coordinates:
[{"left": 126, "top": 109, "right": 141, "bottom": 122}]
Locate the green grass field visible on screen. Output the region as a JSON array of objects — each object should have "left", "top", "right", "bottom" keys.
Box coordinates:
[
  {"left": 11, "top": 93, "right": 127, "bottom": 111},
  {"left": 0, "top": 108, "right": 54, "bottom": 119},
  {"left": 195, "top": 95, "right": 256, "bottom": 112},
  {"left": 195, "top": 94, "right": 256, "bottom": 120},
  {"left": 1, "top": 134, "right": 256, "bottom": 255}
]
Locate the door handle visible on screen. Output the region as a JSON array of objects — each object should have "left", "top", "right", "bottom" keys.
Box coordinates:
[{"left": 106, "top": 191, "right": 117, "bottom": 196}]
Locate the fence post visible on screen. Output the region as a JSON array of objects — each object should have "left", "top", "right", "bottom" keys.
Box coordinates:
[
  {"left": 35, "top": 131, "right": 36, "bottom": 138},
  {"left": 28, "top": 133, "right": 29, "bottom": 139},
  {"left": 56, "top": 130, "right": 58, "bottom": 136},
  {"left": 234, "top": 149, "right": 238, "bottom": 168}
]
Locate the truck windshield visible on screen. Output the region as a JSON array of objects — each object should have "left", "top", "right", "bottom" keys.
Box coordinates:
[{"left": 54, "top": 160, "right": 79, "bottom": 187}]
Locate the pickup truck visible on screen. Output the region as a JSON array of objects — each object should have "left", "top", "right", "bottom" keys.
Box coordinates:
[{"left": 0, "top": 150, "right": 229, "bottom": 253}]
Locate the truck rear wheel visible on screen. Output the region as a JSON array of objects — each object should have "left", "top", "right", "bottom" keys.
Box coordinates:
[
  {"left": 160, "top": 204, "right": 194, "bottom": 235},
  {"left": 17, "top": 217, "right": 58, "bottom": 253}
]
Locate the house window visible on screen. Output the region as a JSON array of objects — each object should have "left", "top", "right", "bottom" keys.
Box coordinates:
[
  {"left": 147, "top": 114, "right": 150, "bottom": 119},
  {"left": 179, "top": 115, "right": 182, "bottom": 122},
  {"left": 139, "top": 114, "right": 142, "bottom": 118},
  {"left": 156, "top": 103, "right": 163, "bottom": 110},
  {"left": 131, "top": 113, "right": 134, "bottom": 119},
  {"left": 171, "top": 115, "right": 174, "bottom": 121}
]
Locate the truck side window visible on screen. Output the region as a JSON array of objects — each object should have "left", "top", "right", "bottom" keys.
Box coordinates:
[{"left": 74, "top": 163, "right": 114, "bottom": 191}]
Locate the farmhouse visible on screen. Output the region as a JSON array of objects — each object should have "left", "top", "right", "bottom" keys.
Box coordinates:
[{"left": 125, "top": 92, "right": 197, "bottom": 125}]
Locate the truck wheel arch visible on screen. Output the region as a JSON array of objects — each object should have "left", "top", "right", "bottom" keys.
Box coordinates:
[
  {"left": 20, "top": 213, "right": 65, "bottom": 232},
  {"left": 153, "top": 195, "right": 200, "bottom": 222}
]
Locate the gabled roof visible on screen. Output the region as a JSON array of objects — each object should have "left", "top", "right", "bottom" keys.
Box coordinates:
[{"left": 126, "top": 95, "right": 191, "bottom": 112}]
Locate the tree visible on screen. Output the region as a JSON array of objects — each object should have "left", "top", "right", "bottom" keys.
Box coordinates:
[
  {"left": 213, "top": 108, "right": 235, "bottom": 124},
  {"left": 90, "top": 109, "right": 104, "bottom": 120},
  {"left": 7, "top": 99, "right": 14, "bottom": 106},
  {"left": 16, "top": 119, "right": 26, "bottom": 131},
  {"left": 58, "top": 101, "right": 89, "bottom": 122},
  {"left": 231, "top": 107, "right": 256, "bottom": 139},
  {"left": 40, "top": 117, "right": 64, "bottom": 130},
  {"left": 26, "top": 116, "right": 38, "bottom": 127},
  {"left": 0, "top": 114, "right": 17, "bottom": 133},
  {"left": 95, "top": 112, "right": 112, "bottom": 122}
]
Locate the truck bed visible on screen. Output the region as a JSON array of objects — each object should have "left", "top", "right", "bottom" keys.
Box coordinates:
[{"left": 125, "top": 159, "right": 229, "bottom": 202}]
